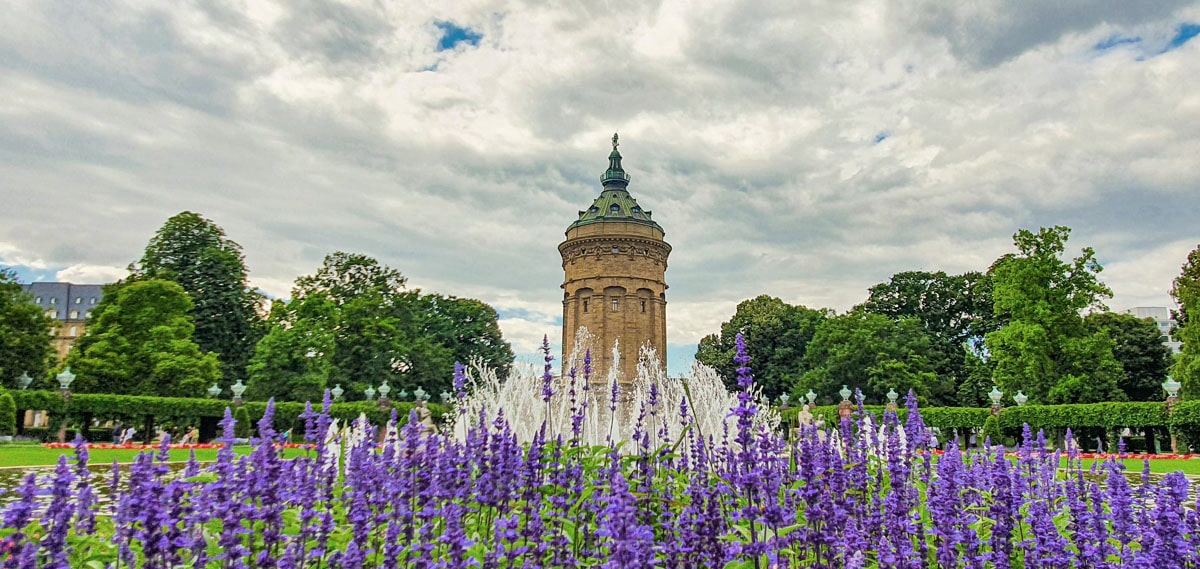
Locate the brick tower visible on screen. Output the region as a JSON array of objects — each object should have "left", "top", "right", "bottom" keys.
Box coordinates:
[{"left": 560, "top": 134, "right": 670, "bottom": 382}]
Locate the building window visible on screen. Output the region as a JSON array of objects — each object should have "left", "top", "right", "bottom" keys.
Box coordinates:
[
  {"left": 46, "top": 310, "right": 57, "bottom": 318},
  {"left": 641, "top": 300, "right": 647, "bottom": 313},
  {"left": 611, "top": 298, "right": 619, "bottom": 312},
  {"left": 582, "top": 299, "right": 589, "bottom": 313},
  {"left": 611, "top": 246, "right": 619, "bottom": 253},
  {"left": 75, "top": 297, "right": 82, "bottom": 304},
  {"left": 69, "top": 310, "right": 78, "bottom": 319},
  {"left": 90, "top": 297, "right": 97, "bottom": 304},
  {"left": 68, "top": 327, "right": 77, "bottom": 337},
  {"left": 609, "top": 204, "right": 620, "bottom": 215},
  {"left": 49, "top": 297, "right": 56, "bottom": 305},
  {"left": 85, "top": 311, "right": 92, "bottom": 318},
  {"left": 35, "top": 296, "right": 42, "bottom": 303}
]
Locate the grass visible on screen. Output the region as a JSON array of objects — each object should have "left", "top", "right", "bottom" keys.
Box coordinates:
[
  {"left": 0, "top": 445, "right": 310, "bottom": 468},
  {"left": 1071, "top": 457, "right": 1200, "bottom": 476}
]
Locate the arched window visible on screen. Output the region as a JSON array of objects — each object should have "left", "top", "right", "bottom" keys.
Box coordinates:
[
  {"left": 609, "top": 204, "right": 620, "bottom": 215},
  {"left": 611, "top": 298, "right": 619, "bottom": 312},
  {"left": 68, "top": 327, "right": 77, "bottom": 337},
  {"left": 583, "top": 299, "right": 589, "bottom": 313},
  {"left": 69, "top": 310, "right": 78, "bottom": 319}
]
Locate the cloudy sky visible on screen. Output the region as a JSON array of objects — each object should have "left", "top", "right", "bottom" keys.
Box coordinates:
[{"left": 2, "top": 0, "right": 1198, "bottom": 375}]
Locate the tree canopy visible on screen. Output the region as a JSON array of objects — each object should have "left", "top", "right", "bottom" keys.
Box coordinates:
[
  {"left": 247, "top": 253, "right": 513, "bottom": 402},
  {"left": 66, "top": 279, "right": 220, "bottom": 397},
  {"left": 858, "top": 270, "right": 999, "bottom": 405},
  {"left": 1171, "top": 244, "right": 1200, "bottom": 399},
  {"left": 1083, "top": 312, "right": 1172, "bottom": 402},
  {"left": 984, "top": 226, "right": 1124, "bottom": 404},
  {"left": 791, "top": 311, "right": 945, "bottom": 405},
  {"left": 135, "top": 211, "right": 264, "bottom": 386},
  {"left": 695, "top": 295, "right": 827, "bottom": 402},
  {"left": 0, "top": 270, "right": 55, "bottom": 389}
]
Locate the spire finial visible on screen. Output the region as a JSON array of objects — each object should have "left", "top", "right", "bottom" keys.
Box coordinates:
[{"left": 612, "top": 132, "right": 619, "bottom": 149}]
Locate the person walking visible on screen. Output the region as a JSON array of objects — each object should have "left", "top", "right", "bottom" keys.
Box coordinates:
[{"left": 112, "top": 422, "right": 124, "bottom": 445}]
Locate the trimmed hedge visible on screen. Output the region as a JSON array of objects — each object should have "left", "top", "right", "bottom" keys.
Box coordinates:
[
  {"left": 778, "top": 401, "right": 1179, "bottom": 434},
  {"left": 0, "top": 389, "right": 15, "bottom": 436},
  {"left": 8, "top": 391, "right": 449, "bottom": 441}
]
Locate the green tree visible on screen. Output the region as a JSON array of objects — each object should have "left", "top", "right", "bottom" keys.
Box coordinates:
[
  {"left": 858, "top": 270, "right": 999, "bottom": 405},
  {"left": 791, "top": 311, "right": 946, "bottom": 405},
  {"left": 1171, "top": 244, "right": 1200, "bottom": 399},
  {"left": 135, "top": 212, "right": 264, "bottom": 387},
  {"left": 248, "top": 253, "right": 513, "bottom": 401},
  {"left": 0, "top": 269, "right": 55, "bottom": 389},
  {"left": 696, "top": 295, "right": 827, "bottom": 401},
  {"left": 984, "top": 226, "right": 1124, "bottom": 404},
  {"left": 66, "top": 279, "right": 220, "bottom": 397},
  {"left": 1084, "top": 312, "right": 1172, "bottom": 401}
]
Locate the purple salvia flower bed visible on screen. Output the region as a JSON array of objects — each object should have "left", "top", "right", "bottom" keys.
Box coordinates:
[{"left": 2, "top": 335, "right": 1199, "bottom": 567}]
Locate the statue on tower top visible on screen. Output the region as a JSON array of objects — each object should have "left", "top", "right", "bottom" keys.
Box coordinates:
[{"left": 612, "top": 132, "right": 619, "bottom": 149}]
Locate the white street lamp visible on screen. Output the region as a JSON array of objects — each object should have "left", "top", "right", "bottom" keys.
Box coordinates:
[
  {"left": 886, "top": 388, "right": 899, "bottom": 406},
  {"left": 231, "top": 379, "right": 247, "bottom": 404},
  {"left": 779, "top": 393, "right": 790, "bottom": 408},
  {"left": 1013, "top": 390, "right": 1028, "bottom": 406},
  {"left": 413, "top": 386, "right": 427, "bottom": 401},
  {"left": 1163, "top": 376, "right": 1182, "bottom": 400},
  {"left": 364, "top": 385, "right": 376, "bottom": 401},
  {"left": 805, "top": 389, "right": 817, "bottom": 406},
  {"left": 17, "top": 372, "right": 33, "bottom": 390},
  {"left": 207, "top": 383, "right": 222, "bottom": 398},
  {"left": 330, "top": 384, "right": 344, "bottom": 401},
  {"left": 378, "top": 381, "right": 392, "bottom": 401},
  {"left": 838, "top": 385, "right": 852, "bottom": 402},
  {"left": 988, "top": 386, "right": 1003, "bottom": 406},
  {"left": 441, "top": 390, "right": 452, "bottom": 403},
  {"left": 56, "top": 368, "right": 76, "bottom": 392}
]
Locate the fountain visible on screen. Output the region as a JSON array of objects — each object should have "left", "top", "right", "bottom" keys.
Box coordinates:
[{"left": 450, "top": 328, "right": 778, "bottom": 448}]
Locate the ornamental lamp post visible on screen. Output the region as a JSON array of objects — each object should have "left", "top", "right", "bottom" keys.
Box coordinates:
[
  {"left": 378, "top": 381, "right": 392, "bottom": 406},
  {"left": 17, "top": 372, "right": 33, "bottom": 390},
  {"left": 779, "top": 393, "right": 790, "bottom": 409},
  {"left": 398, "top": 389, "right": 409, "bottom": 401},
  {"left": 1013, "top": 390, "right": 1028, "bottom": 406},
  {"left": 805, "top": 389, "right": 817, "bottom": 407},
  {"left": 56, "top": 368, "right": 76, "bottom": 394},
  {"left": 413, "top": 386, "right": 428, "bottom": 402},
  {"left": 231, "top": 380, "right": 247, "bottom": 405},
  {"left": 886, "top": 388, "right": 899, "bottom": 411},
  {"left": 988, "top": 385, "right": 1003, "bottom": 415},
  {"left": 1164, "top": 376, "right": 1182, "bottom": 453},
  {"left": 837, "top": 385, "right": 854, "bottom": 420},
  {"left": 330, "top": 384, "right": 344, "bottom": 402},
  {"left": 364, "top": 385, "right": 376, "bottom": 402},
  {"left": 207, "top": 383, "right": 222, "bottom": 398},
  {"left": 440, "top": 390, "right": 452, "bottom": 403}
]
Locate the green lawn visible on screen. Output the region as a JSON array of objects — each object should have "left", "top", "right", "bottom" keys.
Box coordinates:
[
  {"left": 1070, "top": 457, "right": 1200, "bottom": 476},
  {"left": 0, "top": 445, "right": 311, "bottom": 468}
]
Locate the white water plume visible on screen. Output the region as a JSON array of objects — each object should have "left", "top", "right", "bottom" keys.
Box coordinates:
[{"left": 451, "top": 328, "right": 779, "bottom": 448}]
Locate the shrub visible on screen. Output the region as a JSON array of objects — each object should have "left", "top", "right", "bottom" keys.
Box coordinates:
[
  {"left": 0, "top": 389, "right": 15, "bottom": 436},
  {"left": 234, "top": 406, "right": 252, "bottom": 439}
]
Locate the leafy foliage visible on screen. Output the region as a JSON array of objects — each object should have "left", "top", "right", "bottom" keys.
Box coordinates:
[
  {"left": 248, "top": 253, "right": 512, "bottom": 402},
  {"left": 66, "top": 280, "right": 220, "bottom": 397},
  {"left": 1084, "top": 312, "right": 1173, "bottom": 401},
  {"left": 1170, "top": 244, "right": 1200, "bottom": 398},
  {"left": 134, "top": 211, "right": 265, "bottom": 386},
  {"left": 695, "top": 295, "right": 826, "bottom": 401},
  {"left": 0, "top": 269, "right": 55, "bottom": 389},
  {"left": 0, "top": 388, "right": 15, "bottom": 436},
  {"left": 858, "top": 270, "right": 1000, "bottom": 405},
  {"left": 792, "top": 311, "right": 947, "bottom": 405},
  {"left": 985, "top": 226, "right": 1125, "bottom": 404}
]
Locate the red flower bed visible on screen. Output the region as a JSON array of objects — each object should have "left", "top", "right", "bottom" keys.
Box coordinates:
[{"left": 41, "top": 442, "right": 310, "bottom": 450}]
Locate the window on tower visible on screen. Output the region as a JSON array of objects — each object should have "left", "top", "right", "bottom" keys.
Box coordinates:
[
  {"left": 612, "top": 298, "right": 619, "bottom": 312},
  {"left": 641, "top": 300, "right": 646, "bottom": 313},
  {"left": 583, "top": 299, "right": 589, "bottom": 313},
  {"left": 609, "top": 204, "right": 620, "bottom": 215}
]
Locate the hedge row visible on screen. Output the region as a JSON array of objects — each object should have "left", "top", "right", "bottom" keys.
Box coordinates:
[
  {"left": 777, "top": 400, "right": 1191, "bottom": 433},
  {"left": 8, "top": 391, "right": 449, "bottom": 439}
]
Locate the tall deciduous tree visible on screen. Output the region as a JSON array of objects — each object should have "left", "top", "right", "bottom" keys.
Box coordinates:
[
  {"left": 858, "top": 270, "right": 999, "bottom": 405},
  {"left": 0, "top": 270, "right": 55, "bottom": 388},
  {"left": 248, "top": 253, "right": 513, "bottom": 401},
  {"left": 1084, "top": 312, "right": 1172, "bottom": 401},
  {"left": 1171, "top": 244, "right": 1200, "bottom": 399},
  {"left": 66, "top": 279, "right": 220, "bottom": 397},
  {"left": 696, "top": 295, "right": 827, "bottom": 402},
  {"left": 984, "top": 226, "right": 1124, "bottom": 404},
  {"left": 135, "top": 212, "right": 263, "bottom": 387},
  {"left": 791, "top": 311, "right": 945, "bottom": 405}
]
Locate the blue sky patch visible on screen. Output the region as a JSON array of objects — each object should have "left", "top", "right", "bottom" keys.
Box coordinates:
[
  {"left": 1166, "top": 23, "right": 1200, "bottom": 51},
  {"left": 1093, "top": 34, "right": 1141, "bottom": 51},
  {"left": 435, "top": 21, "right": 482, "bottom": 51},
  {"left": 1, "top": 264, "right": 60, "bottom": 284}
]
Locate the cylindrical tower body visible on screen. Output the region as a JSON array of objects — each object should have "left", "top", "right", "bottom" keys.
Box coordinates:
[{"left": 560, "top": 135, "right": 670, "bottom": 382}]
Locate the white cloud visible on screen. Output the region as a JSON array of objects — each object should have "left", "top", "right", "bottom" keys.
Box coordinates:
[{"left": 55, "top": 264, "right": 127, "bottom": 284}]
